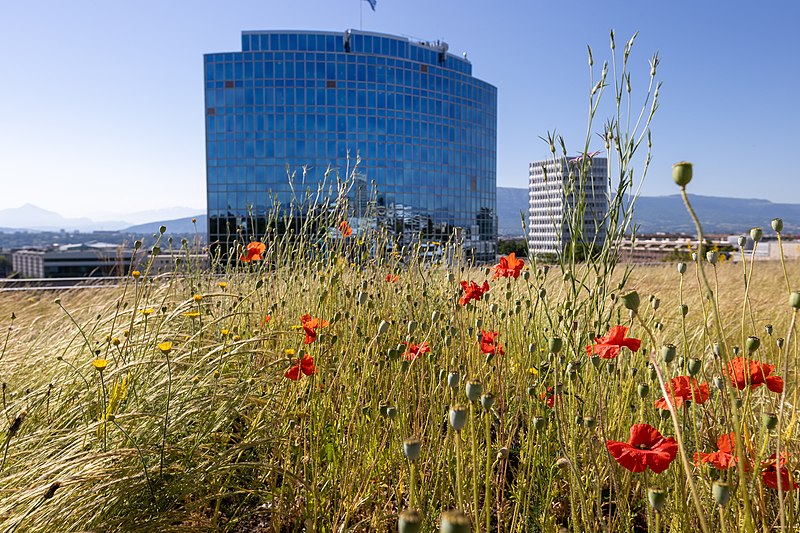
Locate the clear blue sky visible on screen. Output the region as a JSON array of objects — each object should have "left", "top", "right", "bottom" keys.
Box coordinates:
[{"left": 1, "top": 0, "right": 798, "bottom": 219}]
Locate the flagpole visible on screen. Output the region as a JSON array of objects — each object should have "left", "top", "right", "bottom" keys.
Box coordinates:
[{"left": 360, "top": 0, "right": 363, "bottom": 30}]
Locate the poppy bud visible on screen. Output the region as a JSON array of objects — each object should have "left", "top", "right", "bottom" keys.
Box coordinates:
[
  {"left": 651, "top": 297, "right": 660, "bottom": 311},
  {"left": 621, "top": 291, "right": 640, "bottom": 312},
  {"left": 590, "top": 356, "right": 601, "bottom": 369},
  {"left": 762, "top": 412, "right": 778, "bottom": 431},
  {"left": 407, "top": 321, "right": 417, "bottom": 334},
  {"left": 54, "top": 298, "right": 61, "bottom": 306},
  {"left": 772, "top": 218, "right": 784, "bottom": 233},
  {"left": 677, "top": 262, "right": 687, "bottom": 274},
  {"left": 480, "top": 393, "right": 495, "bottom": 410},
  {"left": 712, "top": 481, "right": 730, "bottom": 507},
  {"left": 737, "top": 235, "right": 747, "bottom": 248},
  {"left": 465, "top": 380, "right": 482, "bottom": 402},
  {"left": 659, "top": 409, "right": 671, "bottom": 420},
  {"left": 706, "top": 251, "right": 718, "bottom": 264},
  {"left": 732, "top": 345, "right": 740, "bottom": 356},
  {"left": 680, "top": 304, "right": 688, "bottom": 317},
  {"left": 490, "top": 303, "right": 498, "bottom": 314},
  {"left": 496, "top": 447, "right": 509, "bottom": 460},
  {"left": 637, "top": 384, "right": 649, "bottom": 398},
  {"left": 527, "top": 386, "right": 535, "bottom": 397},
  {"left": 403, "top": 437, "right": 422, "bottom": 461},
  {"left": 377, "top": 320, "right": 389, "bottom": 335},
  {"left": 549, "top": 337, "right": 563, "bottom": 354},
  {"left": 538, "top": 288, "right": 547, "bottom": 299},
  {"left": 777, "top": 337, "right": 785, "bottom": 349},
  {"left": 357, "top": 291, "right": 368, "bottom": 305},
  {"left": 134, "top": 240, "right": 142, "bottom": 249},
  {"left": 387, "top": 406, "right": 398, "bottom": 420},
  {"left": 691, "top": 253, "right": 698, "bottom": 262},
  {"left": 440, "top": 510, "right": 470, "bottom": 533},
  {"left": 713, "top": 376, "right": 725, "bottom": 392},
  {"left": 745, "top": 335, "right": 760, "bottom": 353},
  {"left": 398, "top": 509, "right": 422, "bottom": 533},
  {"left": 672, "top": 161, "right": 693, "bottom": 187},
  {"left": 765, "top": 324, "right": 773, "bottom": 336},
  {"left": 474, "top": 318, "right": 482, "bottom": 329},
  {"left": 583, "top": 417, "right": 596, "bottom": 429},
  {"left": 661, "top": 344, "right": 676, "bottom": 363},
  {"left": 159, "top": 225, "right": 167, "bottom": 234},
  {"left": 648, "top": 365, "right": 658, "bottom": 381},
  {"left": 533, "top": 417, "right": 546, "bottom": 431},
  {"left": 790, "top": 292, "right": 800, "bottom": 309},
  {"left": 713, "top": 343, "right": 722, "bottom": 358},
  {"left": 687, "top": 358, "right": 702, "bottom": 376},
  {"left": 522, "top": 271, "right": 530, "bottom": 280},
  {"left": 750, "top": 228, "right": 762, "bottom": 242},
  {"left": 431, "top": 311, "right": 440, "bottom": 323},
  {"left": 152, "top": 246, "right": 160, "bottom": 256},
  {"left": 448, "top": 372, "right": 460, "bottom": 390},
  {"left": 449, "top": 406, "right": 468, "bottom": 432},
  {"left": 647, "top": 488, "right": 667, "bottom": 511},
  {"left": 379, "top": 404, "right": 389, "bottom": 418}
]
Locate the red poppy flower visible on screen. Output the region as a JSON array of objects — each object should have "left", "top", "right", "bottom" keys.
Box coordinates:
[
  {"left": 300, "top": 314, "right": 329, "bottom": 345},
  {"left": 540, "top": 387, "right": 559, "bottom": 408},
  {"left": 492, "top": 253, "right": 525, "bottom": 279},
  {"left": 240, "top": 241, "right": 266, "bottom": 262},
  {"left": 479, "top": 330, "right": 505, "bottom": 356},
  {"left": 284, "top": 353, "right": 316, "bottom": 380},
  {"left": 338, "top": 220, "right": 353, "bottom": 237},
  {"left": 401, "top": 341, "right": 430, "bottom": 361},
  {"left": 606, "top": 423, "right": 678, "bottom": 473},
  {"left": 459, "top": 280, "right": 490, "bottom": 306},
  {"left": 728, "top": 357, "right": 784, "bottom": 393},
  {"left": 386, "top": 274, "right": 399, "bottom": 283},
  {"left": 654, "top": 376, "right": 710, "bottom": 410},
  {"left": 261, "top": 314, "right": 272, "bottom": 326},
  {"left": 585, "top": 326, "right": 641, "bottom": 359},
  {"left": 762, "top": 454, "right": 799, "bottom": 490},
  {"left": 694, "top": 432, "right": 738, "bottom": 470}
]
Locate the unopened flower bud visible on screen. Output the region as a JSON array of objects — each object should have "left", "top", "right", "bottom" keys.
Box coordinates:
[
  {"left": 677, "top": 262, "right": 687, "bottom": 275},
  {"left": 403, "top": 437, "right": 421, "bottom": 461},
  {"left": 706, "top": 251, "right": 718, "bottom": 264},
  {"left": 687, "top": 358, "right": 702, "bottom": 376},
  {"left": 480, "top": 393, "right": 495, "bottom": 410},
  {"left": 772, "top": 218, "right": 784, "bottom": 233},
  {"left": 377, "top": 320, "right": 389, "bottom": 335},
  {"left": 648, "top": 488, "right": 667, "bottom": 511},
  {"left": 737, "top": 235, "right": 747, "bottom": 248},
  {"left": 672, "top": 161, "right": 693, "bottom": 187},
  {"left": 637, "top": 384, "right": 649, "bottom": 398},
  {"left": 465, "top": 380, "right": 482, "bottom": 402},
  {"left": 448, "top": 372, "right": 460, "bottom": 390},
  {"left": 712, "top": 481, "right": 730, "bottom": 507},
  {"left": 790, "top": 292, "right": 800, "bottom": 309},
  {"left": 746, "top": 335, "right": 760, "bottom": 353},
  {"left": 449, "top": 406, "right": 467, "bottom": 432},
  {"left": 661, "top": 344, "right": 676, "bottom": 363},
  {"left": 621, "top": 291, "right": 640, "bottom": 312},
  {"left": 750, "top": 227, "right": 763, "bottom": 242},
  {"left": 549, "top": 337, "right": 563, "bottom": 354},
  {"left": 762, "top": 413, "right": 778, "bottom": 431}
]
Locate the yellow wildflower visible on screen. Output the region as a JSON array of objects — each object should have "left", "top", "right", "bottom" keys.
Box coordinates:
[{"left": 92, "top": 359, "right": 108, "bottom": 371}]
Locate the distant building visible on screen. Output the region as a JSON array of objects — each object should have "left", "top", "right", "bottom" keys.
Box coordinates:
[
  {"left": 527, "top": 155, "right": 608, "bottom": 257},
  {"left": 11, "top": 243, "right": 210, "bottom": 278},
  {"left": 204, "top": 29, "right": 498, "bottom": 261}
]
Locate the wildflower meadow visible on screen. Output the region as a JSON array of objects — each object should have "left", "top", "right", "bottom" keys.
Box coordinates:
[{"left": 1, "top": 33, "right": 799, "bottom": 533}]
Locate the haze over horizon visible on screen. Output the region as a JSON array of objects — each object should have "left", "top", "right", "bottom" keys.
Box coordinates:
[{"left": 1, "top": 0, "right": 798, "bottom": 219}]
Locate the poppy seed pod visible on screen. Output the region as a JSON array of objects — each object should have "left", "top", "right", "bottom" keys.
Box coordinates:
[
  {"left": 357, "top": 291, "right": 368, "bottom": 305},
  {"left": 765, "top": 324, "right": 773, "bottom": 336},
  {"left": 583, "top": 417, "right": 596, "bottom": 430},
  {"left": 407, "top": 321, "right": 417, "bottom": 334},
  {"left": 712, "top": 481, "right": 730, "bottom": 507},
  {"left": 496, "top": 447, "right": 509, "bottom": 460},
  {"left": 713, "top": 376, "right": 725, "bottom": 392},
  {"left": 377, "top": 320, "right": 389, "bottom": 336},
  {"left": 621, "top": 291, "right": 640, "bottom": 312},
  {"left": 745, "top": 336, "right": 760, "bottom": 354},
  {"left": 648, "top": 488, "right": 667, "bottom": 511},
  {"left": 538, "top": 288, "right": 547, "bottom": 299},
  {"left": 533, "top": 417, "right": 546, "bottom": 431},
  {"left": 777, "top": 337, "right": 785, "bottom": 349},
  {"left": 750, "top": 227, "right": 763, "bottom": 242},
  {"left": 549, "top": 337, "right": 563, "bottom": 354},
  {"left": 637, "top": 384, "right": 649, "bottom": 398},
  {"left": 465, "top": 380, "right": 482, "bottom": 402},
  {"left": 431, "top": 310, "right": 440, "bottom": 323},
  {"left": 672, "top": 161, "right": 693, "bottom": 187},
  {"left": 448, "top": 372, "right": 460, "bottom": 390},
  {"left": 737, "top": 235, "right": 747, "bottom": 248},
  {"left": 449, "top": 406, "right": 468, "bottom": 432},
  {"left": 386, "top": 406, "right": 398, "bottom": 420},
  {"left": 691, "top": 253, "right": 698, "bottom": 262},
  {"left": 440, "top": 510, "right": 471, "bottom": 533},
  {"left": 651, "top": 297, "right": 660, "bottom": 311},
  {"left": 687, "top": 358, "right": 702, "bottom": 376},
  {"left": 480, "top": 393, "right": 495, "bottom": 411},
  {"left": 398, "top": 509, "right": 422, "bottom": 533},
  {"left": 790, "top": 292, "right": 800, "bottom": 309},
  {"left": 661, "top": 344, "right": 677, "bottom": 363},
  {"left": 680, "top": 304, "right": 689, "bottom": 317},
  {"left": 706, "top": 251, "right": 718, "bottom": 264},
  {"left": 403, "top": 437, "right": 422, "bottom": 461},
  {"left": 772, "top": 218, "right": 784, "bottom": 233}
]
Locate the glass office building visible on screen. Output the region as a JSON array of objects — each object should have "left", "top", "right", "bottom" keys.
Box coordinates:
[{"left": 204, "top": 30, "right": 497, "bottom": 261}]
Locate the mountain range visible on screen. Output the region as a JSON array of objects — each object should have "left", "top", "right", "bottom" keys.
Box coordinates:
[
  {"left": 498, "top": 187, "right": 800, "bottom": 237},
  {"left": 3, "top": 191, "right": 799, "bottom": 238}
]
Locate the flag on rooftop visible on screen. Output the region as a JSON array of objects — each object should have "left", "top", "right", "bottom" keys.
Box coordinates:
[{"left": 365, "top": 0, "right": 377, "bottom": 11}]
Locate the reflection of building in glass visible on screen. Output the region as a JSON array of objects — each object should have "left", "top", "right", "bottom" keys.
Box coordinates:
[
  {"left": 527, "top": 155, "right": 608, "bottom": 257},
  {"left": 204, "top": 30, "right": 497, "bottom": 261}
]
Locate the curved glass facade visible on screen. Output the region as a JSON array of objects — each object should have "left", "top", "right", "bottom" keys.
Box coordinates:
[{"left": 204, "top": 30, "right": 497, "bottom": 261}]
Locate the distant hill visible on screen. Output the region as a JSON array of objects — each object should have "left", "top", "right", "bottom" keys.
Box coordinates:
[
  {"left": 0, "top": 204, "right": 205, "bottom": 232},
  {"left": 124, "top": 215, "right": 207, "bottom": 234},
  {"left": 497, "top": 187, "right": 800, "bottom": 237}
]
